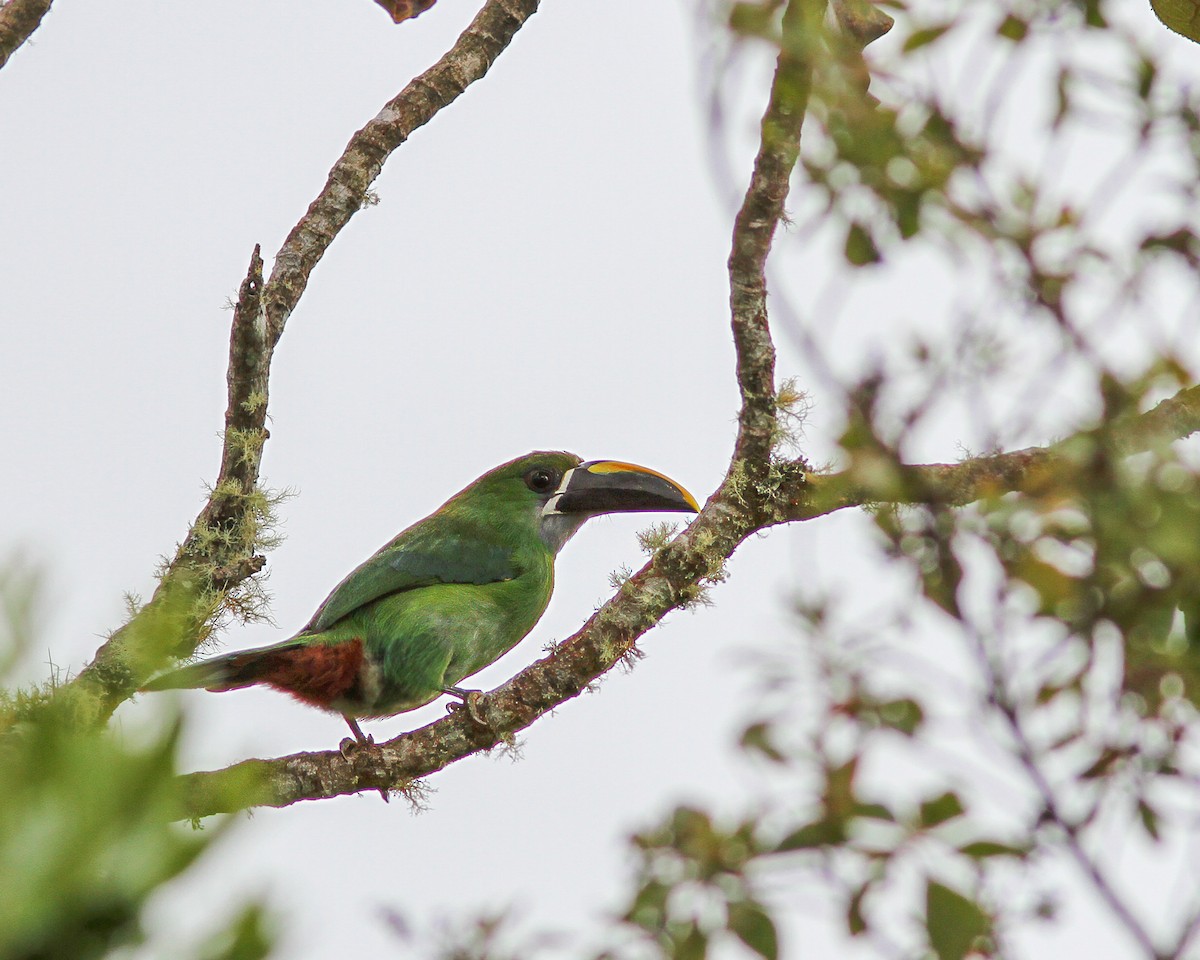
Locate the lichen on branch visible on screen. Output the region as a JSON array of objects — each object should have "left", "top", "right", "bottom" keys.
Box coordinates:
[{"left": 66, "top": 0, "right": 545, "bottom": 725}]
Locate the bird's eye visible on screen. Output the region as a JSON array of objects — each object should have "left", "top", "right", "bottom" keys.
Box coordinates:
[{"left": 524, "top": 468, "right": 558, "bottom": 493}]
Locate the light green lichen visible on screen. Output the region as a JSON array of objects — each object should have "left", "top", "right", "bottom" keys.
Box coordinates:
[
  {"left": 726, "top": 459, "right": 752, "bottom": 505},
  {"left": 175, "top": 481, "right": 290, "bottom": 652},
  {"left": 637, "top": 521, "right": 679, "bottom": 556},
  {"left": 608, "top": 564, "right": 634, "bottom": 590},
  {"left": 225, "top": 427, "right": 269, "bottom": 469},
  {"left": 772, "top": 377, "right": 812, "bottom": 452},
  {"left": 240, "top": 391, "right": 268, "bottom": 414}
]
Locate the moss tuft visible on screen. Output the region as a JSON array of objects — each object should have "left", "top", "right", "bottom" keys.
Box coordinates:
[
  {"left": 637, "top": 521, "right": 679, "bottom": 556},
  {"left": 772, "top": 377, "right": 813, "bottom": 452}
]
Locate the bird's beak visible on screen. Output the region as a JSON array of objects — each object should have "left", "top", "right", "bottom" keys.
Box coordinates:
[{"left": 544, "top": 460, "right": 700, "bottom": 516}]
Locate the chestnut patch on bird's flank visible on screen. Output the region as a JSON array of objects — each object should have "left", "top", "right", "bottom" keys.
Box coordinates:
[{"left": 258, "top": 640, "right": 365, "bottom": 707}]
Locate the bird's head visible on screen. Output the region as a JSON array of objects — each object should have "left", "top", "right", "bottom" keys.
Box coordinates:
[{"left": 461, "top": 451, "right": 699, "bottom": 553}]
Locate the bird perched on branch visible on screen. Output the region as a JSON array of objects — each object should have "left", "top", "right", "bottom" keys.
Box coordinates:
[{"left": 143, "top": 451, "right": 698, "bottom": 747}]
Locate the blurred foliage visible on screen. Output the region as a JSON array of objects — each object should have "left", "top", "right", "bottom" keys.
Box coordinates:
[
  {"left": 549, "top": 0, "right": 1200, "bottom": 957},
  {"left": 0, "top": 558, "right": 273, "bottom": 960},
  {"left": 397, "top": 0, "right": 1200, "bottom": 953}
]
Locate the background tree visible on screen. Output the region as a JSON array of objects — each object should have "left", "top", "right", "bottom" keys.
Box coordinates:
[{"left": 2, "top": 0, "right": 1199, "bottom": 958}]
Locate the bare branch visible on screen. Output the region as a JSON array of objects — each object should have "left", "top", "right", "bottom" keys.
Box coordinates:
[{"left": 0, "top": 0, "right": 53, "bottom": 71}]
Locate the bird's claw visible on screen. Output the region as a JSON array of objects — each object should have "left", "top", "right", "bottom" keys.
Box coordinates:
[
  {"left": 339, "top": 732, "right": 376, "bottom": 759},
  {"left": 338, "top": 734, "right": 389, "bottom": 803},
  {"left": 445, "top": 689, "right": 489, "bottom": 727}
]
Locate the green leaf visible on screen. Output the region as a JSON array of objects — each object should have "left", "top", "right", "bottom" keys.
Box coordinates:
[
  {"left": 776, "top": 818, "right": 844, "bottom": 851},
  {"left": 673, "top": 923, "right": 708, "bottom": 960},
  {"left": 197, "top": 905, "right": 273, "bottom": 960},
  {"left": 1138, "top": 799, "right": 1162, "bottom": 842},
  {"left": 1140, "top": 227, "right": 1198, "bottom": 257},
  {"left": 727, "top": 901, "right": 779, "bottom": 960},
  {"left": 926, "top": 881, "right": 990, "bottom": 960},
  {"left": 1081, "top": 0, "right": 1107, "bottom": 27},
  {"left": 996, "top": 13, "right": 1029, "bottom": 40},
  {"left": 626, "top": 880, "right": 670, "bottom": 928},
  {"left": 847, "top": 884, "right": 869, "bottom": 936},
  {"left": 854, "top": 802, "right": 896, "bottom": 821},
  {"left": 919, "top": 791, "right": 965, "bottom": 827},
  {"left": 896, "top": 191, "right": 921, "bottom": 239},
  {"left": 1151, "top": 0, "right": 1200, "bottom": 45},
  {"left": 879, "top": 697, "right": 924, "bottom": 736},
  {"left": 739, "top": 721, "right": 787, "bottom": 763},
  {"left": 958, "top": 840, "right": 1030, "bottom": 859},
  {"left": 729, "top": 1, "right": 782, "bottom": 40},
  {"left": 902, "top": 23, "right": 953, "bottom": 52},
  {"left": 825, "top": 758, "right": 859, "bottom": 819},
  {"left": 844, "top": 222, "right": 882, "bottom": 265},
  {"left": 1136, "top": 55, "right": 1157, "bottom": 100}
]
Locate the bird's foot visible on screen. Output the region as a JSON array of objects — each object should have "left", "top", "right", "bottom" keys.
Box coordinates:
[
  {"left": 339, "top": 733, "right": 377, "bottom": 760},
  {"left": 340, "top": 717, "right": 389, "bottom": 802},
  {"left": 443, "top": 686, "right": 489, "bottom": 727}
]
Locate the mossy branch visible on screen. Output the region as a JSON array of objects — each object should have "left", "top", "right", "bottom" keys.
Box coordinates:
[
  {"left": 727, "top": 0, "right": 827, "bottom": 470},
  {"left": 69, "top": 250, "right": 275, "bottom": 723},
  {"left": 175, "top": 380, "right": 1200, "bottom": 817},
  {"left": 162, "top": 0, "right": 1200, "bottom": 818},
  {"left": 789, "top": 383, "right": 1200, "bottom": 525},
  {"left": 63, "top": 0, "right": 544, "bottom": 725},
  {"left": 176, "top": 0, "right": 836, "bottom": 817}
]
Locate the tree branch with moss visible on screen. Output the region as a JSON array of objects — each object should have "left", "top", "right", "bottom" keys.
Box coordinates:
[
  {"left": 170, "top": 0, "right": 1200, "bottom": 815},
  {"left": 171, "top": 371, "right": 1200, "bottom": 817},
  {"left": 175, "top": 0, "right": 830, "bottom": 816},
  {"left": 37, "top": 0, "right": 543, "bottom": 730}
]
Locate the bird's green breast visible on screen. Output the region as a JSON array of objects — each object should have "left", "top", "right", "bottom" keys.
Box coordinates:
[{"left": 323, "top": 544, "right": 555, "bottom": 716}]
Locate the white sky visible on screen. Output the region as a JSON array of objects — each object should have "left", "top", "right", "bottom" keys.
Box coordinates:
[{"left": 2, "top": 0, "right": 1199, "bottom": 957}]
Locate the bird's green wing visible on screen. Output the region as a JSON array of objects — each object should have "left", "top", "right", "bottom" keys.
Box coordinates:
[{"left": 306, "top": 522, "right": 518, "bottom": 632}]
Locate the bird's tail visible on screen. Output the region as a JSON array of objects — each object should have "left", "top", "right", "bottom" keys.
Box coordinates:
[{"left": 140, "top": 640, "right": 306, "bottom": 693}]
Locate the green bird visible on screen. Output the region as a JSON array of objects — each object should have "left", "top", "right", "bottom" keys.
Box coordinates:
[{"left": 142, "top": 451, "right": 698, "bottom": 745}]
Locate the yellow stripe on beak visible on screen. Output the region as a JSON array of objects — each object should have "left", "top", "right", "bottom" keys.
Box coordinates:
[{"left": 583, "top": 461, "right": 700, "bottom": 512}]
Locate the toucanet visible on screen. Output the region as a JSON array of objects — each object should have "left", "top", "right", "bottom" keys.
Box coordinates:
[{"left": 142, "top": 451, "right": 698, "bottom": 745}]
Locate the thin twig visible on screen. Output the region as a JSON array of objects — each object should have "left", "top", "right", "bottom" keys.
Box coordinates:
[
  {"left": 979, "top": 651, "right": 1163, "bottom": 959},
  {"left": 261, "top": 0, "right": 541, "bottom": 344}
]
